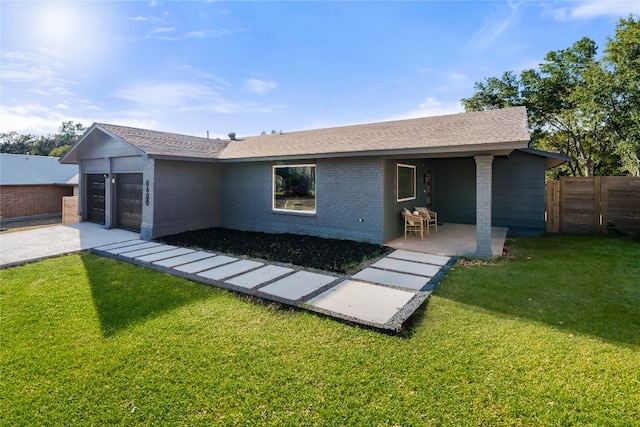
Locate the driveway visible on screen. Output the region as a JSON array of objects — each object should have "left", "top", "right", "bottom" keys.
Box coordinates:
[{"left": 0, "top": 223, "right": 138, "bottom": 269}]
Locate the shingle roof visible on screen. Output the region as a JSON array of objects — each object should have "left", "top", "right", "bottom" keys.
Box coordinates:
[
  {"left": 99, "top": 123, "right": 229, "bottom": 159},
  {"left": 0, "top": 153, "right": 78, "bottom": 185},
  {"left": 65, "top": 107, "right": 530, "bottom": 164},
  {"left": 220, "top": 106, "right": 530, "bottom": 160}
]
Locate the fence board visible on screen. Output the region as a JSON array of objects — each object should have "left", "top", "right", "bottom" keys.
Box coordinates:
[{"left": 546, "top": 177, "right": 640, "bottom": 234}]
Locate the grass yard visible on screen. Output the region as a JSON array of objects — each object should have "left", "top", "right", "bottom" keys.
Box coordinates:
[{"left": 1, "top": 234, "right": 639, "bottom": 426}]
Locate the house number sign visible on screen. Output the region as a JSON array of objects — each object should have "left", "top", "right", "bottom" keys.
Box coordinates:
[{"left": 145, "top": 180, "right": 150, "bottom": 206}]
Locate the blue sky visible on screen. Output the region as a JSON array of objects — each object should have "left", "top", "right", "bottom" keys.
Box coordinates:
[{"left": 1, "top": 1, "right": 638, "bottom": 138}]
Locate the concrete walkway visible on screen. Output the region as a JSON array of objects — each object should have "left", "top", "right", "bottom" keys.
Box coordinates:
[{"left": 1, "top": 224, "right": 453, "bottom": 331}]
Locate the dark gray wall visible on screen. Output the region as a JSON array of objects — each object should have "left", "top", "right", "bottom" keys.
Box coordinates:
[
  {"left": 151, "top": 160, "right": 221, "bottom": 238},
  {"left": 431, "top": 157, "right": 477, "bottom": 224},
  {"left": 492, "top": 151, "right": 546, "bottom": 230},
  {"left": 382, "top": 159, "right": 429, "bottom": 242},
  {"left": 220, "top": 157, "right": 386, "bottom": 243},
  {"left": 430, "top": 153, "right": 546, "bottom": 230}
]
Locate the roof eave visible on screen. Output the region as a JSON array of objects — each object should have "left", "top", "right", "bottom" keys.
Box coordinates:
[{"left": 217, "top": 140, "right": 529, "bottom": 162}]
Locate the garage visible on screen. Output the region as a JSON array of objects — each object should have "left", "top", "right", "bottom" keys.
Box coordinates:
[
  {"left": 115, "top": 173, "right": 143, "bottom": 232},
  {"left": 86, "top": 174, "right": 105, "bottom": 225}
]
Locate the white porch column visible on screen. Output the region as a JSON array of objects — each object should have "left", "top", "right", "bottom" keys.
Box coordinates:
[{"left": 475, "top": 155, "right": 494, "bottom": 258}]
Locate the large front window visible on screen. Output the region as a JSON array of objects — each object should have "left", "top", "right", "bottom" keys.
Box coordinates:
[
  {"left": 397, "top": 163, "right": 416, "bottom": 202},
  {"left": 273, "top": 164, "right": 316, "bottom": 213}
]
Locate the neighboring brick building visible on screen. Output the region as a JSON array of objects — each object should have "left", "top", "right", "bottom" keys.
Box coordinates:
[{"left": 0, "top": 154, "right": 78, "bottom": 221}]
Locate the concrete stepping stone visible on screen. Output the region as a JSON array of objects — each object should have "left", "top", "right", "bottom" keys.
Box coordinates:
[
  {"left": 94, "top": 240, "right": 145, "bottom": 251},
  {"left": 259, "top": 271, "right": 336, "bottom": 301},
  {"left": 352, "top": 268, "right": 429, "bottom": 291},
  {"left": 388, "top": 250, "right": 450, "bottom": 266},
  {"left": 371, "top": 258, "right": 441, "bottom": 277},
  {"left": 198, "top": 260, "right": 263, "bottom": 281},
  {"left": 136, "top": 248, "right": 194, "bottom": 263},
  {"left": 106, "top": 241, "right": 161, "bottom": 255},
  {"left": 119, "top": 245, "right": 177, "bottom": 258},
  {"left": 226, "top": 265, "right": 293, "bottom": 289},
  {"left": 307, "top": 280, "right": 416, "bottom": 325},
  {"left": 174, "top": 255, "right": 237, "bottom": 274},
  {"left": 154, "top": 251, "right": 215, "bottom": 268}
]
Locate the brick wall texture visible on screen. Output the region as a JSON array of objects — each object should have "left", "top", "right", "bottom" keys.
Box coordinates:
[{"left": 0, "top": 185, "right": 73, "bottom": 219}]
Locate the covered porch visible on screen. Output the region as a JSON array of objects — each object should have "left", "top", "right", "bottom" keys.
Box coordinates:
[{"left": 385, "top": 223, "right": 508, "bottom": 257}]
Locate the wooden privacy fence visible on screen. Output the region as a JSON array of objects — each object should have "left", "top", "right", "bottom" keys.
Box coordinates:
[
  {"left": 62, "top": 196, "right": 79, "bottom": 225},
  {"left": 546, "top": 177, "right": 640, "bottom": 234}
]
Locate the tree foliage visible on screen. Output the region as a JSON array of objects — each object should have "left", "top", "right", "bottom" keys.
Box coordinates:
[
  {"left": 0, "top": 121, "right": 86, "bottom": 158},
  {"left": 462, "top": 16, "right": 640, "bottom": 177}
]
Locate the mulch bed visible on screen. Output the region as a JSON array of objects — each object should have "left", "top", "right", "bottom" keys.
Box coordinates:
[{"left": 158, "top": 227, "right": 392, "bottom": 274}]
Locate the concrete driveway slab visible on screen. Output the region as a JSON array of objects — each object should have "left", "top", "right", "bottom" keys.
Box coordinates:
[
  {"left": 259, "top": 271, "right": 336, "bottom": 301},
  {"left": 307, "top": 280, "right": 416, "bottom": 325},
  {"left": 0, "top": 222, "right": 138, "bottom": 268}
]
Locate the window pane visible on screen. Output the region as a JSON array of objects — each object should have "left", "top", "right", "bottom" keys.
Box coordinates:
[
  {"left": 273, "top": 165, "right": 316, "bottom": 212},
  {"left": 397, "top": 164, "right": 416, "bottom": 202}
]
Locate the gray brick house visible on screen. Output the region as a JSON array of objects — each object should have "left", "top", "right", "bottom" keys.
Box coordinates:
[{"left": 60, "top": 107, "right": 566, "bottom": 256}]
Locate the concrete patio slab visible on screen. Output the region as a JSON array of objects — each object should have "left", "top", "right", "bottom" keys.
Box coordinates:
[
  {"left": 306, "top": 280, "right": 416, "bottom": 325},
  {"left": 118, "top": 244, "right": 177, "bottom": 258},
  {"left": 352, "top": 268, "right": 429, "bottom": 291},
  {"left": 174, "top": 255, "right": 237, "bottom": 274},
  {"left": 371, "top": 257, "right": 441, "bottom": 277},
  {"left": 388, "top": 250, "right": 450, "bottom": 266},
  {"left": 386, "top": 223, "right": 508, "bottom": 257},
  {"left": 226, "top": 265, "right": 294, "bottom": 289},
  {"left": 198, "top": 260, "right": 263, "bottom": 281},
  {"left": 153, "top": 251, "right": 216, "bottom": 268},
  {"left": 259, "top": 271, "right": 336, "bottom": 301},
  {"left": 136, "top": 248, "right": 194, "bottom": 263},
  {"left": 106, "top": 241, "right": 161, "bottom": 255}
]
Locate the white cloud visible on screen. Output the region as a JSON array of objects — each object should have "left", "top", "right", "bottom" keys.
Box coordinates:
[
  {"left": 56, "top": 104, "right": 70, "bottom": 110},
  {"left": 113, "top": 81, "right": 214, "bottom": 109},
  {"left": 242, "top": 78, "right": 277, "bottom": 94},
  {"left": 386, "top": 97, "right": 464, "bottom": 121},
  {"left": 0, "top": 104, "right": 84, "bottom": 135},
  {"left": 550, "top": 1, "right": 639, "bottom": 21},
  {"left": 0, "top": 50, "right": 65, "bottom": 84},
  {"left": 151, "top": 27, "right": 175, "bottom": 34},
  {"left": 464, "top": 1, "right": 521, "bottom": 52}
]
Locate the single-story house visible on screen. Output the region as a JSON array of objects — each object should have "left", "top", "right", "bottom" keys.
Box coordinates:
[
  {"left": 0, "top": 153, "right": 78, "bottom": 222},
  {"left": 60, "top": 106, "right": 567, "bottom": 257}
]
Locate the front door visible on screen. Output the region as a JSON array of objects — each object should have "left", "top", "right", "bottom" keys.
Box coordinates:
[{"left": 116, "top": 173, "right": 143, "bottom": 232}]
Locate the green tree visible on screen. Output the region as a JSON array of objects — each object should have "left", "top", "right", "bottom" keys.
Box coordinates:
[
  {"left": 461, "top": 17, "right": 639, "bottom": 177},
  {"left": 602, "top": 16, "right": 640, "bottom": 176},
  {"left": 0, "top": 121, "right": 86, "bottom": 157}
]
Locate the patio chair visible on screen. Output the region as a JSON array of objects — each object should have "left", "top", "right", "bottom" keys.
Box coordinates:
[
  {"left": 415, "top": 207, "right": 438, "bottom": 234},
  {"left": 401, "top": 209, "right": 423, "bottom": 240}
]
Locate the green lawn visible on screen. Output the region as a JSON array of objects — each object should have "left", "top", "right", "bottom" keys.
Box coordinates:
[{"left": 1, "top": 234, "right": 639, "bottom": 426}]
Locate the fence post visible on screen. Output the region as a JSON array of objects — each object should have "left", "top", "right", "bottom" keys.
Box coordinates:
[
  {"left": 545, "top": 180, "right": 560, "bottom": 233},
  {"left": 600, "top": 177, "right": 608, "bottom": 234},
  {"left": 594, "top": 176, "right": 602, "bottom": 233}
]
